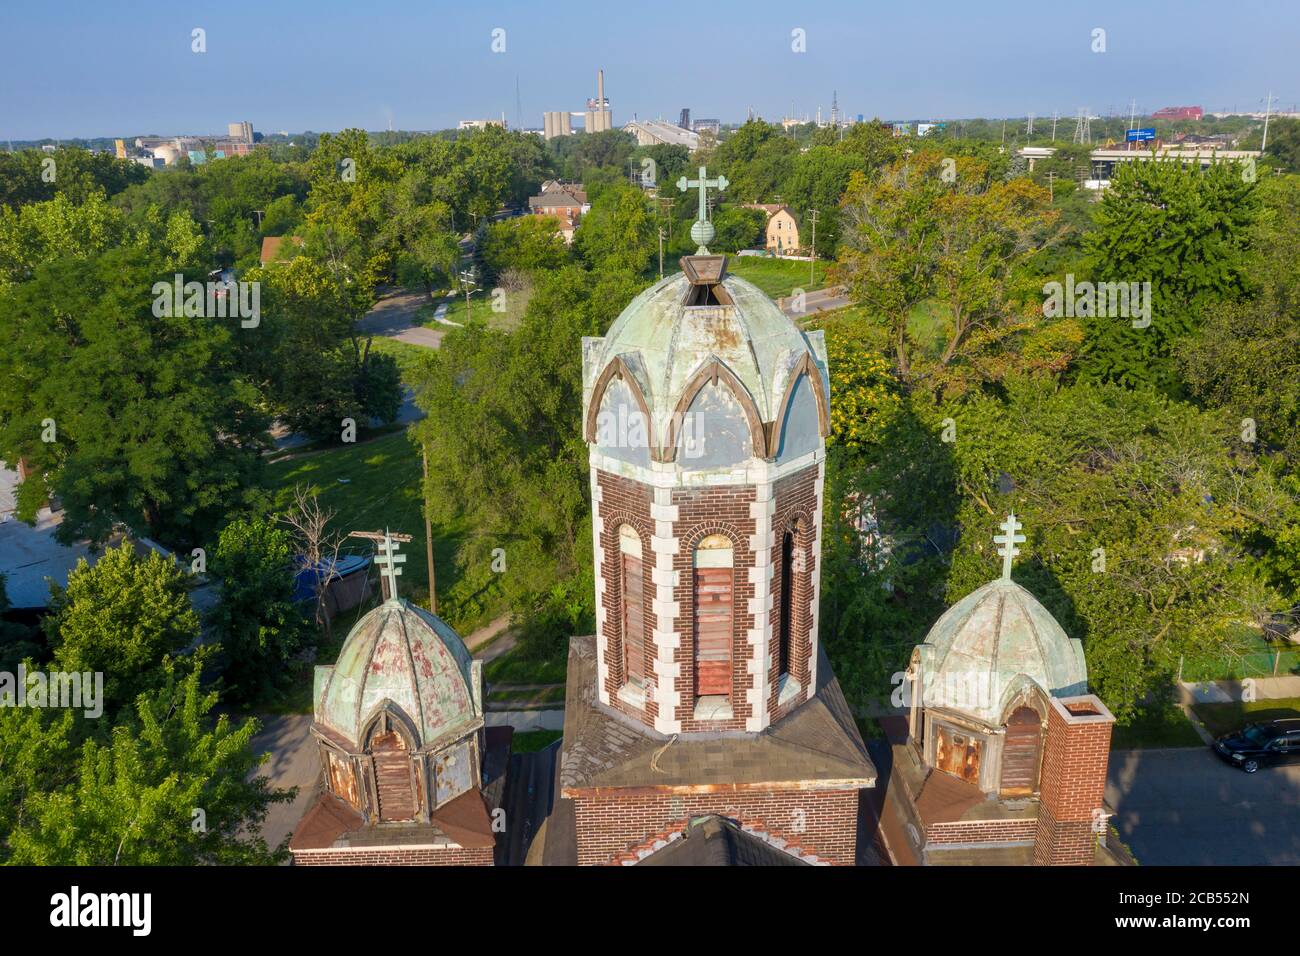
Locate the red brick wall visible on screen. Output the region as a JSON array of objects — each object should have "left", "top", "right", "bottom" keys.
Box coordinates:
[
  {"left": 1034, "top": 699, "right": 1113, "bottom": 865},
  {"left": 291, "top": 846, "right": 493, "bottom": 866},
  {"left": 926, "top": 818, "right": 1037, "bottom": 845},
  {"left": 570, "top": 787, "right": 859, "bottom": 866},
  {"left": 671, "top": 485, "right": 758, "bottom": 732},
  {"left": 595, "top": 470, "right": 659, "bottom": 725},
  {"left": 767, "top": 464, "right": 819, "bottom": 722}
]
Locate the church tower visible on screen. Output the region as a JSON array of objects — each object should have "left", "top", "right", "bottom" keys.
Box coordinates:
[
  {"left": 535, "top": 173, "right": 876, "bottom": 866},
  {"left": 583, "top": 167, "right": 832, "bottom": 735}
]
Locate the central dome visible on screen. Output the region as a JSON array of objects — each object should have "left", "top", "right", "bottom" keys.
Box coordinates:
[{"left": 582, "top": 256, "right": 829, "bottom": 469}]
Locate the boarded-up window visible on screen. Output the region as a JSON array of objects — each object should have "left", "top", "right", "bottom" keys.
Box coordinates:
[
  {"left": 934, "top": 724, "right": 982, "bottom": 786},
  {"left": 693, "top": 534, "right": 734, "bottom": 699},
  {"left": 325, "top": 749, "right": 359, "bottom": 809},
  {"left": 620, "top": 525, "right": 645, "bottom": 686},
  {"left": 999, "top": 706, "right": 1043, "bottom": 796},
  {"left": 434, "top": 741, "right": 473, "bottom": 805},
  {"left": 371, "top": 730, "right": 416, "bottom": 822},
  {"left": 779, "top": 531, "right": 794, "bottom": 676}
]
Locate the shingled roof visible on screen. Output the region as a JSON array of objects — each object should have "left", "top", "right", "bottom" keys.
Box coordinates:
[{"left": 557, "top": 636, "right": 876, "bottom": 795}]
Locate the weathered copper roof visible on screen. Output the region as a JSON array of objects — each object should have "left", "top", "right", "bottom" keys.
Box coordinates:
[
  {"left": 917, "top": 580, "right": 1087, "bottom": 726},
  {"left": 314, "top": 598, "right": 479, "bottom": 749},
  {"left": 582, "top": 267, "right": 828, "bottom": 454}
]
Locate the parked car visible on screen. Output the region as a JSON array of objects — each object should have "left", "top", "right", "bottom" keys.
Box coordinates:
[{"left": 1212, "top": 718, "right": 1300, "bottom": 773}]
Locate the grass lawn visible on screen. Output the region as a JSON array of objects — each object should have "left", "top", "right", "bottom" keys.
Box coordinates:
[
  {"left": 264, "top": 431, "right": 506, "bottom": 629},
  {"left": 484, "top": 652, "right": 569, "bottom": 686},
  {"left": 1111, "top": 701, "right": 1204, "bottom": 749},
  {"left": 511, "top": 729, "right": 563, "bottom": 753},
  {"left": 366, "top": 334, "right": 436, "bottom": 379},
  {"left": 486, "top": 686, "right": 566, "bottom": 706},
  {"left": 727, "top": 256, "right": 830, "bottom": 299},
  {"left": 1191, "top": 697, "right": 1300, "bottom": 738}
]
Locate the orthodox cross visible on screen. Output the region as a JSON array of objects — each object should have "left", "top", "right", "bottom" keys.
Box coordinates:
[
  {"left": 348, "top": 528, "right": 412, "bottom": 600},
  {"left": 993, "top": 513, "right": 1025, "bottom": 582},
  {"left": 677, "top": 165, "right": 729, "bottom": 241}
]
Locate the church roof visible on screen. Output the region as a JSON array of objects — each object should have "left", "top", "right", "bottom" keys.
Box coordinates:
[
  {"left": 582, "top": 260, "right": 828, "bottom": 454},
  {"left": 916, "top": 579, "right": 1087, "bottom": 726},
  {"left": 314, "top": 597, "right": 480, "bottom": 749}
]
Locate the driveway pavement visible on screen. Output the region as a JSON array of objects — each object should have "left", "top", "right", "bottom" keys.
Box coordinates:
[
  {"left": 1106, "top": 746, "right": 1300, "bottom": 865},
  {"left": 358, "top": 288, "right": 447, "bottom": 349},
  {"left": 250, "top": 714, "right": 319, "bottom": 854}
]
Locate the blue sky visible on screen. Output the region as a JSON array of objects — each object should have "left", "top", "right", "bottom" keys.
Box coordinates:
[{"left": 2, "top": 0, "right": 1295, "bottom": 140}]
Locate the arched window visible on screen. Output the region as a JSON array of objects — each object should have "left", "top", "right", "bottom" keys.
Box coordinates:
[
  {"left": 999, "top": 706, "right": 1043, "bottom": 796},
  {"left": 693, "top": 534, "right": 734, "bottom": 700},
  {"left": 367, "top": 721, "right": 416, "bottom": 822},
  {"left": 779, "top": 530, "right": 794, "bottom": 677},
  {"left": 619, "top": 525, "right": 645, "bottom": 687}
]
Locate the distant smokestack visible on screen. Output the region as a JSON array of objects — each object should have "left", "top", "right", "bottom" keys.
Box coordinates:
[{"left": 598, "top": 69, "right": 604, "bottom": 106}]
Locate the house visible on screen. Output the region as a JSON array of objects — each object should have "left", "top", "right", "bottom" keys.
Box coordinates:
[
  {"left": 528, "top": 182, "right": 589, "bottom": 244},
  {"left": 742, "top": 203, "right": 801, "bottom": 255},
  {"left": 259, "top": 235, "right": 304, "bottom": 267},
  {"left": 530, "top": 189, "right": 876, "bottom": 866}
]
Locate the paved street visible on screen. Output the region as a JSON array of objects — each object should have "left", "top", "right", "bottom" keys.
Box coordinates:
[
  {"left": 779, "top": 285, "right": 850, "bottom": 318},
  {"left": 1106, "top": 747, "right": 1300, "bottom": 865}
]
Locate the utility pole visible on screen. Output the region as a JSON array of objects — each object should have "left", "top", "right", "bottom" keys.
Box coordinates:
[
  {"left": 1047, "top": 171, "right": 1055, "bottom": 203},
  {"left": 420, "top": 449, "right": 437, "bottom": 613},
  {"left": 1051, "top": 111, "right": 1058, "bottom": 141},
  {"left": 1262, "top": 91, "right": 1277, "bottom": 152},
  {"left": 253, "top": 209, "right": 264, "bottom": 229},
  {"left": 458, "top": 267, "right": 479, "bottom": 319},
  {"left": 658, "top": 226, "right": 666, "bottom": 279},
  {"left": 1127, "top": 98, "right": 1136, "bottom": 151},
  {"left": 347, "top": 529, "right": 414, "bottom": 602},
  {"left": 807, "top": 208, "right": 819, "bottom": 284}
]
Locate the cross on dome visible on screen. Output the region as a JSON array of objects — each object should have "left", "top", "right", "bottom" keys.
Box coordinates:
[
  {"left": 677, "top": 165, "right": 729, "bottom": 254},
  {"left": 993, "top": 513, "right": 1025, "bottom": 581},
  {"left": 375, "top": 529, "right": 406, "bottom": 598}
]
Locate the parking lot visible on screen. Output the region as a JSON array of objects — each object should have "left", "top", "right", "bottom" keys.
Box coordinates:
[{"left": 1107, "top": 746, "right": 1300, "bottom": 865}]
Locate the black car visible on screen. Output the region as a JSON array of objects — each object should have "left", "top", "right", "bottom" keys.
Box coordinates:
[{"left": 1212, "top": 718, "right": 1300, "bottom": 773}]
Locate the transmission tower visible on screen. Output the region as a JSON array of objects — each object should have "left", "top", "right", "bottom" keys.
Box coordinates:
[{"left": 1072, "top": 108, "right": 1091, "bottom": 145}]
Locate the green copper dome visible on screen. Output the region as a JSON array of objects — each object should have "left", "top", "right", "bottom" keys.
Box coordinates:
[
  {"left": 916, "top": 579, "right": 1087, "bottom": 726},
  {"left": 314, "top": 598, "right": 481, "bottom": 749}
]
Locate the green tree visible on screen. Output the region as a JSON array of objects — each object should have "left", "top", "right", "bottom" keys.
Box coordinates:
[
  {"left": 0, "top": 247, "right": 268, "bottom": 546},
  {"left": 209, "top": 516, "right": 308, "bottom": 706},
  {"left": 478, "top": 213, "right": 570, "bottom": 282},
  {"left": 1079, "top": 157, "right": 1261, "bottom": 391},
  {"left": 573, "top": 184, "right": 656, "bottom": 274},
  {"left": 46, "top": 544, "right": 200, "bottom": 712},
  {"left": 8, "top": 663, "right": 290, "bottom": 865}
]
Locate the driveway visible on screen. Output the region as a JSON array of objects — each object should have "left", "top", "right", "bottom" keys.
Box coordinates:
[
  {"left": 250, "top": 714, "right": 320, "bottom": 854},
  {"left": 1106, "top": 747, "right": 1300, "bottom": 865},
  {"left": 358, "top": 288, "right": 447, "bottom": 349}
]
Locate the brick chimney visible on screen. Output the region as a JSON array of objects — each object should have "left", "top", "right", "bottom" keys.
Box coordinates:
[{"left": 1034, "top": 694, "right": 1115, "bottom": 866}]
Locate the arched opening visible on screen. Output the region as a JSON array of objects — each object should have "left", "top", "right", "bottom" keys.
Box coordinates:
[
  {"left": 693, "top": 534, "right": 734, "bottom": 701},
  {"left": 371, "top": 731, "right": 415, "bottom": 822},
  {"left": 619, "top": 524, "right": 645, "bottom": 688},
  {"left": 999, "top": 706, "right": 1043, "bottom": 796},
  {"left": 779, "top": 530, "right": 794, "bottom": 677}
]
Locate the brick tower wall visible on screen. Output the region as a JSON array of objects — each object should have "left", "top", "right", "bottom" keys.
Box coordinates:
[{"left": 1034, "top": 695, "right": 1115, "bottom": 866}]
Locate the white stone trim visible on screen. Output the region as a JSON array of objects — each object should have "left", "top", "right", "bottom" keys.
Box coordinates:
[
  {"left": 651, "top": 484, "right": 682, "bottom": 734},
  {"left": 591, "top": 471, "right": 610, "bottom": 706}
]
